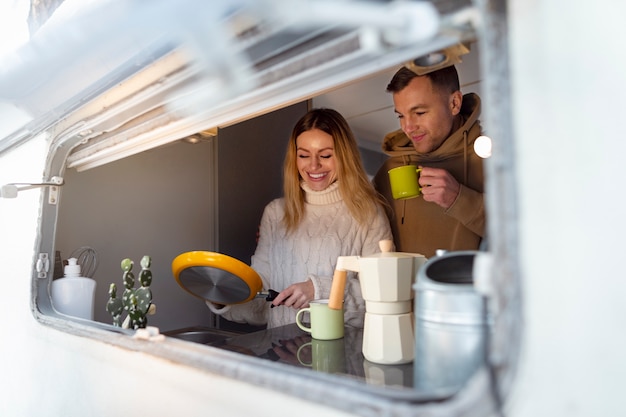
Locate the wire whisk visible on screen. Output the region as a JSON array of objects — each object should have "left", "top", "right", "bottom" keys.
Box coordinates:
[{"left": 69, "top": 246, "right": 99, "bottom": 278}]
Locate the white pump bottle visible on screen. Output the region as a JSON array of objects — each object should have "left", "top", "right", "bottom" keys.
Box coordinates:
[{"left": 51, "top": 257, "right": 97, "bottom": 320}]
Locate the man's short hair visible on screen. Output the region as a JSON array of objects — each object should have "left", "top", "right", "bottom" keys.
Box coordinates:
[{"left": 386, "top": 65, "right": 460, "bottom": 95}]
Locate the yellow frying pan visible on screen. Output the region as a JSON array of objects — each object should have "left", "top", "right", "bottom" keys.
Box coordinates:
[{"left": 172, "top": 251, "right": 278, "bottom": 305}]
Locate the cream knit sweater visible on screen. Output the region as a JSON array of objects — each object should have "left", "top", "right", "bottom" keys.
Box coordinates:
[{"left": 207, "top": 182, "right": 393, "bottom": 328}]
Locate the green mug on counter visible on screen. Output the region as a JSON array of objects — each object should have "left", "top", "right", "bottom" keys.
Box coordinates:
[
  {"left": 295, "top": 299, "right": 344, "bottom": 340},
  {"left": 388, "top": 165, "right": 422, "bottom": 200}
]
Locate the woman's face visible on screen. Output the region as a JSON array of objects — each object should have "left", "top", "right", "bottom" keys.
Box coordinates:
[{"left": 295, "top": 128, "right": 337, "bottom": 191}]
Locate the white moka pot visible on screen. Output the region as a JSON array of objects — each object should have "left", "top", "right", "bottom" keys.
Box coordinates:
[{"left": 335, "top": 240, "right": 427, "bottom": 365}]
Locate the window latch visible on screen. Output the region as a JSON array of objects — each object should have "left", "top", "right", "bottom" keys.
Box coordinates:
[{"left": 0, "top": 176, "right": 64, "bottom": 203}]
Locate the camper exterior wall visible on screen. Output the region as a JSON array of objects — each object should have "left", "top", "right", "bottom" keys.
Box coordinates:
[
  {"left": 1, "top": 1, "right": 626, "bottom": 416},
  {"left": 506, "top": 0, "right": 626, "bottom": 416}
]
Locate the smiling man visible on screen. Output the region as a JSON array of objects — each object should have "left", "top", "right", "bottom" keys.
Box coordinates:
[{"left": 373, "top": 65, "right": 485, "bottom": 258}]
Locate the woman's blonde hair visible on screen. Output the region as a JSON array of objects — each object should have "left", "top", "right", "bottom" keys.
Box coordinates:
[{"left": 282, "top": 108, "right": 386, "bottom": 232}]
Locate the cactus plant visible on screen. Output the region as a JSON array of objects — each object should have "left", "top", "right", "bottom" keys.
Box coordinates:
[
  {"left": 120, "top": 257, "right": 135, "bottom": 312},
  {"left": 107, "top": 255, "right": 154, "bottom": 329},
  {"left": 135, "top": 256, "right": 153, "bottom": 316},
  {"left": 106, "top": 283, "right": 124, "bottom": 327}
]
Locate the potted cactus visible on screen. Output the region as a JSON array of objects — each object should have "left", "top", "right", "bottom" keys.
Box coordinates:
[{"left": 106, "top": 255, "right": 155, "bottom": 329}]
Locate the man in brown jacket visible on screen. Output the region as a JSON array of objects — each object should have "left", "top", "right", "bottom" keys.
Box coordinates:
[{"left": 373, "top": 65, "right": 485, "bottom": 258}]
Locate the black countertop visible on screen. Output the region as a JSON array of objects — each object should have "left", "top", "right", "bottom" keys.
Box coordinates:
[{"left": 205, "top": 320, "right": 488, "bottom": 402}]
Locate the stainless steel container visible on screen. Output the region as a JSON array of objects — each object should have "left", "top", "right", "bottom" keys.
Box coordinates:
[
  {"left": 414, "top": 250, "right": 487, "bottom": 326},
  {"left": 413, "top": 251, "right": 489, "bottom": 393}
]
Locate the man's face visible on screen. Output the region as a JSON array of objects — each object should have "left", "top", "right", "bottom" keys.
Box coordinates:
[{"left": 393, "top": 75, "right": 461, "bottom": 154}]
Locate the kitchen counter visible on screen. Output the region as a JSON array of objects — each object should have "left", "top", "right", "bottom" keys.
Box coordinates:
[{"left": 203, "top": 320, "right": 489, "bottom": 403}]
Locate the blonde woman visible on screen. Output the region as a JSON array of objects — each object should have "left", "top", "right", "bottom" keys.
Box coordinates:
[{"left": 208, "top": 108, "right": 393, "bottom": 328}]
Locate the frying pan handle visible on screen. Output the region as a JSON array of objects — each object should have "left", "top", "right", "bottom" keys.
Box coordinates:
[
  {"left": 256, "top": 289, "right": 280, "bottom": 302},
  {"left": 265, "top": 289, "right": 279, "bottom": 301}
]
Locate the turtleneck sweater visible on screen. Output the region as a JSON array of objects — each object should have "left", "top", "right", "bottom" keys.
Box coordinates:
[{"left": 207, "top": 181, "right": 393, "bottom": 328}]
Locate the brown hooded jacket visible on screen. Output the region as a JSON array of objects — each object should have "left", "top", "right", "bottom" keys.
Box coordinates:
[{"left": 372, "top": 93, "right": 485, "bottom": 258}]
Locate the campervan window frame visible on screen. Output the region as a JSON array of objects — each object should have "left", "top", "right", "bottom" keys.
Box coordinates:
[{"left": 5, "top": 1, "right": 519, "bottom": 416}]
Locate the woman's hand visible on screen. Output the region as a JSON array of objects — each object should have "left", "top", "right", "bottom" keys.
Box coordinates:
[{"left": 272, "top": 280, "right": 314, "bottom": 309}]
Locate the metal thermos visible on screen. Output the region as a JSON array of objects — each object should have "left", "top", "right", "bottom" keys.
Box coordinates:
[{"left": 413, "top": 251, "right": 489, "bottom": 393}]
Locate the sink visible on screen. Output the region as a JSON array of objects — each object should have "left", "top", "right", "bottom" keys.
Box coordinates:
[{"left": 164, "top": 326, "right": 240, "bottom": 344}]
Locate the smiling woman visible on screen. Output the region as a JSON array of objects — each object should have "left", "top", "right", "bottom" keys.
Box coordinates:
[{"left": 206, "top": 108, "right": 394, "bottom": 329}]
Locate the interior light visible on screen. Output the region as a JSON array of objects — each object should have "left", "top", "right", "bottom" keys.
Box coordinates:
[
  {"left": 474, "top": 135, "right": 492, "bottom": 159},
  {"left": 412, "top": 52, "right": 447, "bottom": 67},
  {"left": 405, "top": 43, "right": 470, "bottom": 75},
  {"left": 182, "top": 128, "right": 217, "bottom": 144},
  {"left": 183, "top": 135, "right": 201, "bottom": 144}
]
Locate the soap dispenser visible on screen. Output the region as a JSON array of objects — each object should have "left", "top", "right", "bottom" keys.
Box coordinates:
[{"left": 51, "top": 257, "right": 97, "bottom": 320}]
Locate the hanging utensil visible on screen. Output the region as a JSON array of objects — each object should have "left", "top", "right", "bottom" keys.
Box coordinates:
[{"left": 69, "top": 246, "right": 99, "bottom": 278}]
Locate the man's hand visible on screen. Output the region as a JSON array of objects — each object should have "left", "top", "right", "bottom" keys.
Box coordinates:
[{"left": 419, "top": 166, "right": 461, "bottom": 209}]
